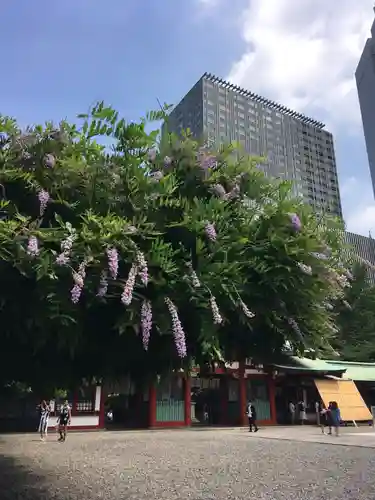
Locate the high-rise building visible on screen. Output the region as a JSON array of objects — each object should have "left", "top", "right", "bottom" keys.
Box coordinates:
[
  {"left": 356, "top": 9, "right": 375, "bottom": 197},
  {"left": 344, "top": 231, "right": 375, "bottom": 284},
  {"left": 163, "top": 73, "right": 342, "bottom": 218}
]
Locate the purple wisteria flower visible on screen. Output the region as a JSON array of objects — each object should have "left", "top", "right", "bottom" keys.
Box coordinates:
[
  {"left": 141, "top": 300, "right": 152, "bottom": 350},
  {"left": 205, "top": 222, "right": 217, "bottom": 242},
  {"left": 121, "top": 263, "right": 137, "bottom": 306},
  {"left": 56, "top": 233, "right": 75, "bottom": 265},
  {"left": 56, "top": 253, "right": 70, "bottom": 265},
  {"left": 240, "top": 300, "right": 255, "bottom": 319},
  {"left": 106, "top": 248, "right": 119, "bottom": 279},
  {"left": 136, "top": 251, "right": 148, "bottom": 286},
  {"left": 164, "top": 156, "right": 172, "bottom": 168},
  {"left": 210, "top": 296, "right": 223, "bottom": 325},
  {"left": 38, "top": 189, "right": 50, "bottom": 216},
  {"left": 147, "top": 149, "right": 157, "bottom": 162},
  {"left": 73, "top": 272, "right": 84, "bottom": 288},
  {"left": 297, "top": 262, "right": 312, "bottom": 276},
  {"left": 71, "top": 284, "right": 82, "bottom": 304},
  {"left": 212, "top": 183, "right": 226, "bottom": 199},
  {"left": 43, "top": 153, "right": 56, "bottom": 168},
  {"left": 200, "top": 155, "right": 217, "bottom": 170},
  {"left": 289, "top": 213, "right": 301, "bottom": 232},
  {"left": 70, "top": 260, "right": 86, "bottom": 304},
  {"left": 27, "top": 236, "right": 39, "bottom": 257},
  {"left": 97, "top": 271, "right": 108, "bottom": 297},
  {"left": 190, "top": 269, "right": 200, "bottom": 288},
  {"left": 149, "top": 170, "right": 163, "bottom": 182},
  {"left": 165, "top": 297, "right": 187, "bottom": 358}
]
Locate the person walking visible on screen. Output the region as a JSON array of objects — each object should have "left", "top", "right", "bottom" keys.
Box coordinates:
[
  {"left": 38, "top": 400, "right": 51, "bottom": 441},
  {"left": 329, "top": 401, "right": 341, "bottom": 436},
  {"left": 320, "top": 404, "right": 330, "bottom": 434},
  {"left": 289, "top": 401, "right": 296, "bottom": 425},
  {"left": 56, "top": 400, "right": 72, "bottom": 442},
  {"left": 298, "top": 400, "right": 307, "bottom": 425},
  {"left": 246, "top": 400, "right": 258, "bottom": 432},
  {"left": 326, "top": 401, "right": 334, "bottom": 435}
]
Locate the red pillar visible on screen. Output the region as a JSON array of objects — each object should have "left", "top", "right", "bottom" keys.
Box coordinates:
[
  {"left": 220, "top": 378, "right": 228, "bottom": 425},
  {"left": 149, "top": 383, "right": 157, "bottom": 428},
  {"left": 267, "top": 376, "right": 277, "bottom": 425},
  {"left": 98, "top": 385, "right": 106, "bottom": 429},
  {"left": 239, "top": 361, "right": 247, "bottom": 426},
  {"left": 184, "top": 376, "right": 191, "bottom": 426}
]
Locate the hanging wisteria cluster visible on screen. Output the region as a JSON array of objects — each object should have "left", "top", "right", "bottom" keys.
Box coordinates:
[
  {"left": 107, "top": 248, "right": 119, "bottom": 279},
  {"left": 38, "top": 189, "right": 50, "bottom": 216},
  {"left": 210, "top": 296, "right": 223, "bottom": 325},
  {"left": 26, "top": 235, "right": 39, "bottom": 257},
  {"left": 289, "top": 213, "right": 302, "bottom": 232},
  {"left": 121, "top": 263, "right": 137, "bottom": 306},
  {"left": 71, "top": 261, "right": 86, "bottom": 304},
  {"left": 141, "top": 300, "right": 152, "bottom": 350},
  {"left": 297, "top": 262, "right": 312, "bottom": 276},
  {"left": 165, "top": 297, "right": 187, "bottom": 358},
  {"left": 240, "top": 300, "right": 255, "bottom": 319},
  {"left": 56, "top": 230, "right": 76, "bottom": 266},
  {"left": 136, "top": 251, "right": 148, "bottom": 286},
  {"left": 97, "top": 271, "right": 108, "bottom": 297},
  {"left": 186, "top": 262, "right": 200, "bottom": 288},
  {"left": 205, "top": 222, "right": 217, "bottom": 242}
]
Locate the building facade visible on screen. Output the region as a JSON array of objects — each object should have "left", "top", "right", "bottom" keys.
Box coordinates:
[
  {"left": 356, "top": 10, "right": 375, "bottom": 197},
  {"left": 344, "top": 231, "right": 375, "bottom": 284},
  {"left": 164, "top": 72, "right": 342, "bottom": 218}
]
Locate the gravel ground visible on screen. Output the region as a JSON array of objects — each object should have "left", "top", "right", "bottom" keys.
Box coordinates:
[{"left": 0, "top": 429, "right": 374, "bottom": 500}]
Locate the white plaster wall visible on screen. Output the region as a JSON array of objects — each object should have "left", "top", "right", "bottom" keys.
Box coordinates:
[{"left": 48, "top": 415, "right": 99, "bottom": 428}]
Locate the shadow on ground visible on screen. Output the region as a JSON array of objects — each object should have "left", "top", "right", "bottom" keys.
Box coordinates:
[{"left": 0, "top": 454, "right": 56, "bottom": 500}]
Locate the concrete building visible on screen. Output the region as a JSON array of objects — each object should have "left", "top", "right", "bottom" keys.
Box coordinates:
[
  {"left": 356, "top": 9, "right": 375, "bottom": 197},
  {"left": 163, "top": 72, "right": 342, "bottom": 218},
  {"left": 344, "top": 231, "right": 375, "bottom": 284}
]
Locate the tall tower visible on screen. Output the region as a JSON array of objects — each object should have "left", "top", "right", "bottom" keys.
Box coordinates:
[
  {"left": 164, "top": 73, "right": 342, "bottom": 218},
  {"left": 355, "top": 9, "right": 375, "bottom": 197}
]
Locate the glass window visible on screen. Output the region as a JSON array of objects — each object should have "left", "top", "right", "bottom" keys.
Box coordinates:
[
  {"left": 156, "top": 376, "right": 183, "bottom": 401},
  {"left": 76, "top": 386, "right": 96, "bottom": 413},
  {"left": 246, "top": 379, "right": 269, "bottom": 401}
]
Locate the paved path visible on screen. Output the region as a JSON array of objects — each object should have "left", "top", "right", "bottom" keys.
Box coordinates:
[{"left": 1, "top": 428, "right": 375, "bottom": 499}]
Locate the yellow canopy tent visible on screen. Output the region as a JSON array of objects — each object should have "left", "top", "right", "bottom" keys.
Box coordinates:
[{"left": 314, "top": 379, "right": 372, "bottom": 422}]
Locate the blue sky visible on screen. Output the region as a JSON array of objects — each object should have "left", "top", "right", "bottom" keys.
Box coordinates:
[{"left": 1, "top": 0, "right": 374, "bottom": 235}]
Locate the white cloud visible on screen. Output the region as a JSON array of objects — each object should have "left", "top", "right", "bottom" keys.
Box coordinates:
[
  {"left": 341, "top": 177, "right": 375, "bottom": 236},
  {"left": 227, "top": 0, "right": 373, "bottom": 130},
  {"left": 226, "top": 0, "right": 375, "bottom": 235}
]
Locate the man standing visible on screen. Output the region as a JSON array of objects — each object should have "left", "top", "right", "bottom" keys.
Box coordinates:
[
  {"left": 56, "top": 400, "right": 72, "bottom": 442},
  {"left": 246, "top": 400, "right": 258, "bottom": 432}
]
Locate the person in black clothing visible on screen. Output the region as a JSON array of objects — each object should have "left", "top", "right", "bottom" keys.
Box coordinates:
[
  {"left": 56, "top": 400, "right": 71, "bottom": 442},
  {"left": 246, "top": 400, "right": 258, "bottom": 432}
]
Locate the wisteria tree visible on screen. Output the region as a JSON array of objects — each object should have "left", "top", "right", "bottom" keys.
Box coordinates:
[{"left": 0, "top": 103, "right": 350, "bottom": 389}]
